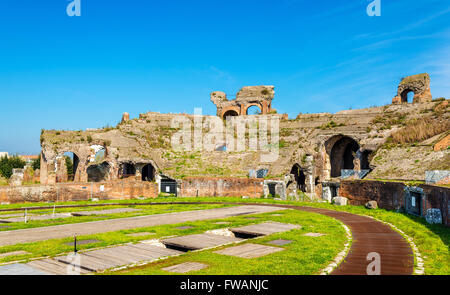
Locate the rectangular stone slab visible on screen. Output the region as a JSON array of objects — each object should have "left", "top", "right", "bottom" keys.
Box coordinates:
[
  {"left": 162, "top": 262, "right": 208, "bottom": 273},
  {"left": 0, "top": 263, "right": 52, "bottom": 275},
  {"left": 0, "top": 213, "right": 72, "bottom": 223},
  {"left": 162, "top": 233, "right": 242, "bottom": 251},
  {"left": 230, "top": 222, "right": 301, "bottom": 237},
  {"left": 0, "top": 205, "right": 286, "bottom": 247},
  {"left": 71, "top": 208, "right": 142, "bottom": 216},
  {"left": 215, "top": 243, "right": 284, "bottom": 258},
  {"left": 27, "top": 258, "right": 91, "bottom": 275},
  {"left": 56, "top": 244, "right": 182, "bottom": 272}
]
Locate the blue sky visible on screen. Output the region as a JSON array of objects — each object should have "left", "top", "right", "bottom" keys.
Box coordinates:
[{"left": 0, "top": 0, "right": 449, "bottom": 154}]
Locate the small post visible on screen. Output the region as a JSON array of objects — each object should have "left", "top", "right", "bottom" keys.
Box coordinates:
[
  {"left": 24, "top": 209, "right": 27, "bottom": 223},
  {"left": 74, "top": 235, "right": 77, "bottom": 253}
]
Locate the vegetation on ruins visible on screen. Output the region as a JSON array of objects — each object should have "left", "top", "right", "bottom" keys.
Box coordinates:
[{"left": 0, "top": 155, "right": 25, "bottom": 179}]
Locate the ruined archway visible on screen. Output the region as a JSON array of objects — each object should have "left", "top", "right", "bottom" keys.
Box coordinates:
[
  {"left": 392, "top": 73, "right": 432, "bottom": 104},
  {"left": 222, "top": 109, "right": 239, "bottom": 119},
  {"left": 400, "top": 89, "right": 415, "bottom": 103},
  {"left": 87, "top": 161, "right": 110, "bottom": 182},
  {"left": 56, "top": 152, "right": 80, "bottom": 182},
  {"left": 121, "top": 163, "right": 136, "bottom": 178},
  {"left": 142, "top": 163, "right": 155, "bottom": 181},
  {"left": 290, "top": 164, "right": 306, "bottom": 192},
  {"left": 246, "top": 104, "right": 262, "bottom": 115},
  {"left": 326, "top": 136, "right": 361, "bottom": 178}
]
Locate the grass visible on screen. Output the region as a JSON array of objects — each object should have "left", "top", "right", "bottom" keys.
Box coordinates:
[
  {"left": 0, "top": 203, "right": 233, "bottom": 231},
  {"left": 0, "top": 208, "right": 347, "bottom": 276},
  {"left": 2, "top": 196, "right": 449, "bottom": 274},
  {"left": 390, "top": 117, "right": 449, "bottom": 144},
  {"left": 102, "top": 209, "right": 347, "bottom": 275}
]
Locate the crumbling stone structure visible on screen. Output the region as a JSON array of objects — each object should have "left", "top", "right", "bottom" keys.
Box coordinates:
[
  {"left": 392, "top": 73, "right": 432, "bottom": 104},
  {"left": 211, "top": 86, "right": 275, "bottom": 119}
]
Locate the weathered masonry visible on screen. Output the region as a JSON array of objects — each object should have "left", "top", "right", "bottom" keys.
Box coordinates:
[
  {"left": 210, "top": 86, "right": 276, "bottom": 119},
  {"left": 392, "top": 73, "right": 432, "bottom": 104}
]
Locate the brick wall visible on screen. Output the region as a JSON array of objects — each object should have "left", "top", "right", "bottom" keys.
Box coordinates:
[
  {"left": 339, "top": 180, "right": 450, "bottom": 226},
  {"left": 0, "top": 180, "right": 158, "bottom": 204},
  {"left": 180, "top": 177, "right": 264, "bottom": 198}
]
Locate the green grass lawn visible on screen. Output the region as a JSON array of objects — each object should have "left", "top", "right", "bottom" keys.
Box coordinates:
[
  {"left": 0, "top": 203, "right": 233, "bottom": 231},
  {"left": 102, "top": 209, "right": 348, "bottom": 275},
  {"left": 2, "top": 196, "right": 448, "bottom": 274}
]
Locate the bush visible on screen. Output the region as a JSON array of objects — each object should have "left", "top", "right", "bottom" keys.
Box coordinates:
[
  {"left": 0, "top": 155, "right": 26, "bottom": 179},
  {"left": 32, "top": 157, "right": 40, "bottom": 170}
]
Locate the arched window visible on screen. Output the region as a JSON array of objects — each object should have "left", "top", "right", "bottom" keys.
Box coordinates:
[
  {"left": 246, "top": 105, "right": 262, "bottom": 115},
  {"left": 329, "top": 136, "right": 360, "bottom": 178}
]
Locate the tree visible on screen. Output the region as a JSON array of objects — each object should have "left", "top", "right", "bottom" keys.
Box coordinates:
[
  {"left": 65, "top": 156, "right": 74, "bottom": 176},
  {"left": 32, "top": 157, "right": 40, "bottom": 170},
  {"left": 0, "top": 155, "right": 26, "bottom": 179}
]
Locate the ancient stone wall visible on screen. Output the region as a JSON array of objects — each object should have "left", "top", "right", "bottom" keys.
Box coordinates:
[
  {"left": 211, "top": 86, "right": 275, "bottom": 119},
  {"left": 392, "top": 73, "right": 432, "bottom": 104},
  {"left": 179, "top": 177, "right": 264, "bottom": 198},
  {"left": 338, "top": 180, "right": 449, "bottom": 226},
  {"left": 0, "top": 180, "right": 158, "bottom": 204}
]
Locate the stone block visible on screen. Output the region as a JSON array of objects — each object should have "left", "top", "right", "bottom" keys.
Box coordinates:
[
  {"left": 425, "top": 209, "right": 442, "bottom": 224},
  {"left": 332, "top": 196, "right": 348, "bottom": 206},
  {"left": 365, "top": 201, "right": 378, "bottom": 209}
]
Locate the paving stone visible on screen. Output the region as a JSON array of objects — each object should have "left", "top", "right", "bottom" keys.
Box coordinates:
[
  {"left": 126, "top": 232, "right": 155, "bottom": 237},
  {"left": 230, "top": 222, "right": 301, "bottom": 237},
  {"left": 303, "top": 233, "right": 325, "bottom": 237},
  {"left": 65, "top": 239, "right": 100, "bottom": 246},
  {"left": 0, "top": 263, "right": 51, "bottom": 275},
  {"left": 215, "top": 243, "right": 284, "bottom": 258},
  {"left": 162, "top": 233, "right": 242, "bottom": 251},
  {"left": 0, "top": 205, "right": 287, "bottom": 247},
  {"left": 0, "top": 250, "right": 30, "bottom": 258},
  {"left": 162, "top": 262, "right": 208, "bottom": 273},
  {"left": 0, "top": 213, "right": 72, "bottom": 223},
  {"left": 267, "top": 239, "right": 292, "bottom": 246},
  {"left": 71, "top": 208, "right": 142, "bottom": 216}
]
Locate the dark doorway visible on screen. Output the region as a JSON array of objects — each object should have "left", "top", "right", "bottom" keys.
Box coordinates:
[
  {"left": 407, "top": 192, "right": 422, "bottom": 216},
  {"left": 142, "top": 164, "right": 155, "bottom": 181},
  {"left": 161, "top": 179, "right": 177, "bottom": 195},
  {"left": 330, "top": 136, "right": 360, "bottom": 177},
  {"left": 290, "top": 164, "right": 306, "bottom": 192},
  {"left": 122, "top": 163, "right": 136, "bottom": 178},
  {"left": 87, "top": 162, "right": 110, "bottom": 182}
]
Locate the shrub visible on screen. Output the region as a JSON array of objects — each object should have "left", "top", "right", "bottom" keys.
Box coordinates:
[{"left": 0, "top": 155, "right": 26, "bottom": 179}]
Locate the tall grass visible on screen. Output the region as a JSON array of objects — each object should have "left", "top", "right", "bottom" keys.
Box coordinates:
[{"left": 391, "top": 118, "right": 449, "bottom": 144}]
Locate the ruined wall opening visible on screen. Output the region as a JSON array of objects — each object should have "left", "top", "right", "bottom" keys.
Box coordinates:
[
  {"left": 122, "top": 163, "right": 136, "bottom": 178},
  {"left": 329, "top": 136, "right": 360, "bottom": 178},
  {"left": 223, "top": 110, "right": 239, "bottom": 119},
  {"left": 57, "top": 152, "right": 80, "bottom": 182},
  {"left": 142, "top": 163, "right": 155, "bottom": 181},
  {"left": 246, "top": 105, "right": 262, "bottom": 115},
  {"left": 87, "top": 162, "right": 110, "bottom": 182},
  {"left": 290, "top": 164, "right": 306, "bottom": 192},
  {"left": 400, "top": 89, "right": 415, "bottom": 103}
]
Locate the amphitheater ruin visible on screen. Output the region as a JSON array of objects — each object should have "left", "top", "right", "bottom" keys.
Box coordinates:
[{"left": 1, "top": 73, "right": 449, "bottom": 226}]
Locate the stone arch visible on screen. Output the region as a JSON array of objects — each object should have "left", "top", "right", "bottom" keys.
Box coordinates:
[
  {"left": 290, "top": 163, "right": 306, "bottom": 192},
  {"left": 142, "top": 163, "right": 156, "bottom": 181},
  {"left": 121, "top": 162, "right": 136, "bottom": 178},
  {"left": 324, "top": 135, "right": 361, "bottom": 178},
  {"left": 245, "top": 103, "right": 263, "bottom": 115},
  {"left": 222, "top": 108, "right": 240, "bottom": 119},
  {"left": 392, "top": 73, "right": 432, "bottom": 104},
  {"left": 400, "top": 89, "right": 415, "bottom": 103},
  {"left": 87, "top": 161, "right": 111, "bottom": 182}
]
